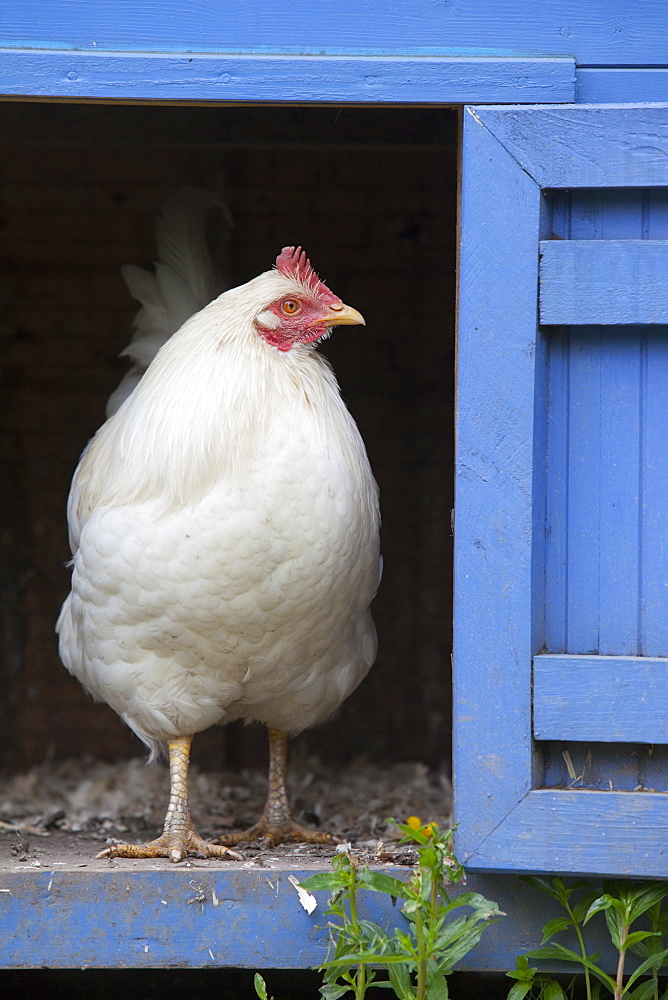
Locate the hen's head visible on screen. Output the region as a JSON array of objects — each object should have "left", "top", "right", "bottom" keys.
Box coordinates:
[{"left": 254, "top": 247, "right": 365, "bottom": 352}]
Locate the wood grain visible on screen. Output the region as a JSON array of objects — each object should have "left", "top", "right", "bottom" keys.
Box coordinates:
[
  {"left": 534, "top": 653, "right": 668, "bottom": 743},
  {"left": 540, "top": 240, "right": 668, "bottom": 325}
]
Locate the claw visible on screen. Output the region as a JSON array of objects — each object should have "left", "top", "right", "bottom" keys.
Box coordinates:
[{"left": 96, "top": 832, "right": 243, "bottom": 863}]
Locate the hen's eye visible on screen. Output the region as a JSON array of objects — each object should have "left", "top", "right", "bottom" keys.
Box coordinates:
[{"left": 282, "top": 299, "right": 301, "bottom": 315}]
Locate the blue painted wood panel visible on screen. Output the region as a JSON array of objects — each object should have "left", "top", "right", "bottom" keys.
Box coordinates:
[
  {"left": 455, "top": 104, "right": 668, "bottom": 876},
  {"left": 469, "top": 107, "right": 668, "bottom": 187},
  {"left": 542, "top": 192, "right": 668, "bottom": 658},
  {"left": 463, "top": 789, "right": 668, "bottom": 877},
  {"left": 540, "top": 240, "right": 668, "bottom": 325},
  {"left": 534, "top": 654, "right": 668, "bottom": 742},
  {"left": 577, "top": 69, "right": 668, "bottom": 104},
  {"left": 0, "top": 1, "right": 664, "bottom": 65},
  {"left": 0, "top": 51, "right": 576, "bottom": 103},
  {"left": 0, "top": 864, "right": 623, "bottom": 973}
]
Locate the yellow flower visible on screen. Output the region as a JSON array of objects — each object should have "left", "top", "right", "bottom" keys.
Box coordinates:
[{"left": 406, "top": 816, "right": 436, "bottom": 838}]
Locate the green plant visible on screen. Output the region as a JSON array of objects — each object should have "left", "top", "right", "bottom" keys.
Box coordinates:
[
  {"left": 511, "top": 877, "right": 668, "bottom": 1000},
  {"left": 254, "top": 973, "right": 274, "bottom": 999},
  {"left": 300, "top": 819, "right": 503, "bottom": 1000},
  {"left": 506, "top": 954, "right": 575, "bottom": 999}
]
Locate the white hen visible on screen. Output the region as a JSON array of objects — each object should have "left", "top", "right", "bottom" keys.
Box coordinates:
[{"left": 57, "top": 237, "right": 380, "bottom": 862}]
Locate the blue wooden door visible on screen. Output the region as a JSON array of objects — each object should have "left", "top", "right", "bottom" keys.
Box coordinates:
[{"left": 454, "top": 105, "right": 668, "bottom": 877}]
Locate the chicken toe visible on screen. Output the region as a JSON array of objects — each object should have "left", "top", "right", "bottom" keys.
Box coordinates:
[{"left": 97, "top": 828, "right": 242, "bottom": 863}]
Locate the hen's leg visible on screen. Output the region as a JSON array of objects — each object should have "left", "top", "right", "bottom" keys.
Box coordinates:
[
  {"left": 222, "top": 727, "right": 336, "bottom": 846},
  {"left": 97, "top": 735, "right": 242, "bottom": 863}
]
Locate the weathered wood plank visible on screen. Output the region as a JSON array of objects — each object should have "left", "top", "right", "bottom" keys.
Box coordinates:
[
  {"left": 464, "top": 788, "right": 668, "bottom": 877},
  {"left": 0, "top": 51, "right": 575, "bottom": 103},
  {"left": 0, "top": 849, "right": 620, "bottom": 973},
  {"left": 0, "top": 0, "right": 663, "bottom": 66},
  {"left": 534, "top": 653, "right": 668, "bottom": 742},
  {"left": 454, "top": 109, "right": 540, "bottom": 854},
  {"left": 577, "top": 69, "right": 668, "bottom": 104},
  {"left": 540, "top": 240, "right": 668, "bottom": 325},
  {"left": 472, "top": 105, "right": 668, "bottom": 187}
]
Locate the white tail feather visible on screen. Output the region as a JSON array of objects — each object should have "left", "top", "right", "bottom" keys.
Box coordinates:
[{"left": 106, "top": 186, "right": 232, "bottom": 418}]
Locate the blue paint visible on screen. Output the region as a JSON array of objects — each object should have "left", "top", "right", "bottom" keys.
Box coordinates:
[
  {"left": 0, "top": 0, "right": 664, "bottom": 66},
  {"left": 543, "top": 191, "right": 668, "bottom": 658},
  {"left": 455, "top": 104, "right": 668, "bottom": 877},
  {"left": 540, "top": 240, "right": 668, "bottom": 325},
  {"left": 577, "top": 68, "right": 668, "bottom": 104},
  {"left": 0, "top": 51, "right": 576, "bottom": 103},
  {"left": 0, "top": 865, "right": 623, "bottom": 972},
  {"left": 534, "top": 654, "right": 668, "bottom": 742}
]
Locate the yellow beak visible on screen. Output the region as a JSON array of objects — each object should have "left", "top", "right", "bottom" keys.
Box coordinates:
[{"left": 309, "top": 302, "right": 366, "bottom": 328}]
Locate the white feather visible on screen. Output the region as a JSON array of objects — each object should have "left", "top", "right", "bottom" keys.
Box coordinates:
[{"left": 106, "top": 186, "right": 231, "bottom": 418}]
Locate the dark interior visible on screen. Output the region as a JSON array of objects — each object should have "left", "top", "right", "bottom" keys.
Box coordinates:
[{"left": 0, "top": 102, "right": 458, "bottom": 775}]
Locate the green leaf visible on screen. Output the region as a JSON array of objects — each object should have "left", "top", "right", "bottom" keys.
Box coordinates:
[
  {"left": 626, "top": 884, "right": 668, "bottom": 924},
  {"left": 571, "top": 891, "right": 601, "bottom": 924},
  {"left": 626, "top": 980, "right": 660, "bottom": 1000},
  {"left": 603, "top": 906, "right": 625, "bottom": 950},
  {"left": 506, "top": 955, "right": 535, "bottom": 982},
  {"left": 300, "top": 873, "right": 348, "bottom": 892},
  {"left": 624, "top": 946, "right": 668, "bottom": 988},
  {"left": 425, "top": 968, "right": 449, "bottom": 999},
  {"left": 542, "top": 982, "right": 568, "bottom": 1000},
  {"left": 454, "top": 892, "right": 505, "bottom": 918},
  {"left": 622, "top": 930, "right": 661, "bottom": 953},
  {"left": 526, "top": 944, "right": 584, "bottom": 965},
  {"left": 357, "top": 871, "right": 410, "bottom": 898},
  {"left": 540, "top": 916, "right": 573, "bottom": 943},
  {"left": 507, "top": 984, "right": 533, "bottom": 1000},
  {"left": 386, "top": 963, "right": 414, "bottom": 1000},
  {"left": 584, "top": 894, "right": 616, "bottom": 924},
  {"left": 526, "top": 943, "right": 615, "bottom": 989},
  {"left": 253, "top": 973, "right": 268, "bottom": 1000},
  {"left": 521, "top": 876, "right": 565, "bottom": 902},
  {"left": 319, "top": 983, "right": 352, "bottom": 1000}
]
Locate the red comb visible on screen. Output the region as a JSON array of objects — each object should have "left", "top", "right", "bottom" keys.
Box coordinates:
[{"left": 275, "top": 246, "right": 321, "bottom": 290}]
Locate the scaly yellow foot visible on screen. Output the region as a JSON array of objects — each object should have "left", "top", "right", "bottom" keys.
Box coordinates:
[
  {"left": 97, "top": 827, "right": 242, "bottom": 863},
  {"left": 220, "top": 727, "right": 337, "bottom": 847},
  {"left": 96, "top": 735, "right": 242, "bottom": 864}
]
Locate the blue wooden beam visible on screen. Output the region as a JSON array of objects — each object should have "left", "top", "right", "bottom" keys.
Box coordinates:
[
  {"left": 0, "top": 50, "right": 575, "bottom": 104},
  {"left": 0, "top": 863, "right": 620, "bottom": 972},
  {"left": 540, "top": 240, "right": 668, "bottom": 324},
  {"left": 470, "top": 105, "right": 668, "bottom": 186},
  {"left": 463, "top": 789, "right": 668, "bottom": 877},
  {"left": 577, "top": 69, "right": 668, "bottom": 104},
  {"left": 534, "top": 654, "right": 668, "bottom": 742},
  {"left": 0, "top": 0, "right": 664, "bottom": 66}
]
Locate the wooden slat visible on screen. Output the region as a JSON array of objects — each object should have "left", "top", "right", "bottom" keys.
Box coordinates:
[
  {"left": 577, "top": 68, "right": 668, "bottom": 104},
  {"left": 0, "top": 51, "right": 575, "bottom": 104},
  {"left": 540, "top": 240, "right": 668, "bottom": 325},
  {"left": 0, "top": 855, "right": 621, "bottom": 974},
  {"left": 464, "top": 788, "right": 668, "bottom": 877},
  {"left": 0, "top": 1, "right": 664, "bottom": 65},
  {"left": 473, "top": 106, "right": 668, "bottom": 188},
  {"left": 454, "top": 104, "right": 540, "bottom": 855},
  {"left": 534, "top": 653, "right": 668, "bottom": 743}
]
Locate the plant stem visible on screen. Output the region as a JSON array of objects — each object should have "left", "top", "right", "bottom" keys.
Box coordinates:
[
  {"left": 415, "top": 902, "right": 427, "bottom": 1000},
  {"left": 615, "top": 925, "right": 627, "bottom": 1000},
  {"left": 569, "top": 907, "right": 592, "bottom": 1000},
  {"left": 346, "top": 864, "right": 367, "bottom": 1000}
]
